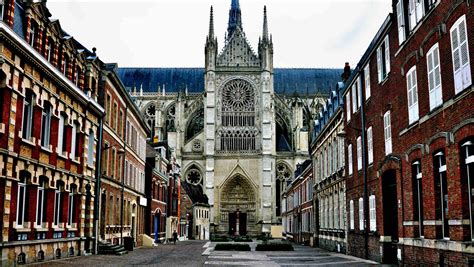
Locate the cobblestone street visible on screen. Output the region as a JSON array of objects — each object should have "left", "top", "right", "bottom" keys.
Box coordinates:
[{"left": 29, "top": 241, "right": 379, "bottom": 267}]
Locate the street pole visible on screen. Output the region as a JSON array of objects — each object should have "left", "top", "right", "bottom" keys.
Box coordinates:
[{"left": 93, "top": 116, "right": 104, "bottom": 254}]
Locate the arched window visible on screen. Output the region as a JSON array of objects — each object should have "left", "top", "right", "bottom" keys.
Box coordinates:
[
  {"left": 144, "top": 102, "right": 156, "bottom": 135},
  {"left": 185, "top": 109, "right": 204, "bottom": 142},
  {"left": 218, "top": 79, "right": 257, "bottom": 152},
  {"left": 276, "top": 163, "right": 292, "bottom": 216},
  {"left": 166, "top": 103, "right": 176, "bottom": 132},
  {"left": 36, "top": 176, "right": 48, "bottom": 227}
]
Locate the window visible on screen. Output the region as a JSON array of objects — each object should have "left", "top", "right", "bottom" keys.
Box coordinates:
[
  {"left": 364, "top": 64, "right": 371, "bottom": 99},
  {"left": 67, "top": 186, "right": 75, "bottom": 226},
  {"left": 357, "top": 136, "right": 362, "bottom": 171},
  {"left": 348, "top": 144, "right": 353, "bottom": 175},
  {"left": 70, "top": 121, "right": 80, "bottom": 159},
  {"left": 461, "top": 139, "right": 474, "bottom": 241},
  {"left": 22, "top": 91, "right": 34, "bottom": 140},
  {"left": 369, "top": 195, "right": 376, "bottom": 231},
  {"left": 111, "top": 149, "right": 116, "bottom": 178},
  {"left": 412, "top": 160, "right": 424, "bottom": 237},
  {"left": 36, "top": 177, "right": 47, "bottom": 226},
  {"left": 47, "top": 39, "right": 53, "bottom": 62},
  {"left": 29, "top": 22, "right": 36, "bottom": 47},
  {"left": 349, "top": 199, "right": 354, "bottom": 230},
  {"left": 427, "top": 44, "right": 443, "bottom": 110},
  {"left": 396, "top": 0, "right": 406, "bottom": 44},
  {"left": 16, "top": 175, "right": 27, "bottom": 227},
  {"left": 106, "top": 94, "right": 111, "bottom": 124},
  {"left": 351, "top": 85, "right": 357, "bottom": 113},
  {"left": 450, "top": 15, "right": 471, "bottom": 94},
  {"left": 54, "top": 182, "right": 63, "bottom": 226},
  {"left": 377, "top": 35, "right": 390, "bottom": 82},
  {"left": 359, "top": 197, "right": 364, "bottom": 230},
  {"left": 339, "top": 191, "right": 344, "bottom": 229},
  {"left": 384, "top": 111, "right": 392, "bottom": 155},
  {"left": 367, "top": 127, "right": 373, "bottom": 164},
  {"left": 0, "top": 1, "right": 4, "bottom": 21},
  {"left": 41, "top": 102, "right": 52, "bottom": 148},
  {"left": 333, "top": 138, "right": 338, "bottom": 172},
  {"left": 62, "top": 55, "right": 68, "bottom": 76},
  {"left": 113, "top": 103, "right": 118, "bottom": 132},
  {"left": 406, "top": 66, "right": 419, "bottom": 123},
  {"left": 434, "top": 151, "right": 449, "bottom": 238},
  {"left": 58, "top": 113, "right": 68, "bottom": 155},
  {"left": 74, "top": 67, "right": 80, "bottom": 87},
  {"left": 408, "top": 0, "right": 424, "bottom": 31},
  {"left": 87, "top": 129, "right": 94, "bottom": 166},
  {"left": 346, "top": 94, "right": 351, "bottom": 122},
  {"left": 118, "top": 109, "right": 123, "bottom": 137}
]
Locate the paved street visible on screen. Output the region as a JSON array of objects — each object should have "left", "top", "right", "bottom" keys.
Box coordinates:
[{"left": 30, "top": 240, "right": 378, "bottom": 267}]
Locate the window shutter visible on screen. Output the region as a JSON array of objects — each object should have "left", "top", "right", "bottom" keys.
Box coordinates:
[
  {"left": 352, "top": 86, "right": 357, "bottom": 113},
  {"left": 350, "top": 200, "right": 354, "bottom": 230},
  {"left": 384, "top": 35, "right": 391, "bottom": 74},
  {"left": 427, "top": 44, "right": 443, "bottom": 110},
  {"left": 384, "top": 111, "right": 392, "bottom": 155},
  {"left": 415, "top": 0, "right": 423, "bottom": 24},
  {"left": 407, "top": 67, "right": 419, "bottom": 123},
  {"left": 369, "top": 195, "right": 376, "bottom": 232},
  {"left": 367, "top": 127, "right": 373, "bottom": 164},
  {"left": 365, "top": 64, "right": 371, "bottom": 99},
  {"left": 377, "top": 47, "right": 383, "bottom": 82},
  {"left": 458, "top": 17, "right": 472, "bottom": 89},
  {"left": 357, "top": 136, "right": 362, "bottom": 170},
  {"left": 359, "top": 198, "right": 364, "bottom": 230},
  {"left": 358, "top": 77, "right": 362, "bottom": 108},
  {"left": 397, "top": 0, "right": 406, "bottom": 44},
  {"left": 451, "top": 15, "right": 472, "bottom": 94},
  {"left": 348, "top": 144, "right": 353, "bottom": 175},
  {"left": 346, "top": 94, "right": 351, "bottom": 121},
  {"left": 409, "top": 0, "right": 416, "bottom": 30}
]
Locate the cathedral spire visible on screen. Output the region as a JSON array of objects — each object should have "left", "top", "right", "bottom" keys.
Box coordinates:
[
  {"left": 208, "top": 6, "right": 214, "bottom": 39},
  {"left": 262, "top": 6, "right": 269, "bottom": 43},
  {"left": 227, "top": 0, "right": 242, "bottom": 38}
]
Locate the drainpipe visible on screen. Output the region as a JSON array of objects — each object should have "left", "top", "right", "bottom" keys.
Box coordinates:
[
  {"left": 358, "top": 66, "right": 369, "bottom": 260},
  {"left": 93, "top": 115, "right": 104, "bottom": 254}
]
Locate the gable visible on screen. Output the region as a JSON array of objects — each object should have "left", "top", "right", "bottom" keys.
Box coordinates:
[{"left": 217, "top": 29, "right": 259, "bottom": 68}]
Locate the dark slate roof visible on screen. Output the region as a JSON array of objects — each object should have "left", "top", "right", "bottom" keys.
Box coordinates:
[
  {"left": 117, "top": 68, "right": 342, "bottom": 95},
  {"left": 181, "top": 181, "right": 209, "bottom": 205}
]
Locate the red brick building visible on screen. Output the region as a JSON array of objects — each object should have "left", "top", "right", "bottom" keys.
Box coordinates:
[
  {"left": 0, "top": 0, "right": 103, "bottom": 264},
  {"left": 282, "top": 160, "right": 314, "bottom": 245},
  {"left": 343, "top": 0, "right": 474, "bottom": 265},
  {"left": 98, "top": 64, "right": 149, "bottom": 247},
  {"left": 145, "top": 143, "right": 168, "bottom": 243}
]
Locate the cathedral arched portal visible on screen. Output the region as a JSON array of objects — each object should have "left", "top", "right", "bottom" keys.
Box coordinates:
[{"left": 220, "top": 174, "right": 257, "bottom": 235}]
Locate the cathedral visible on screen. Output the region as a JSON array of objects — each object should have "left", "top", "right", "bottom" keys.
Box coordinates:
[{"left": 118, "top": 0, "right": 340, "bottom": 235}]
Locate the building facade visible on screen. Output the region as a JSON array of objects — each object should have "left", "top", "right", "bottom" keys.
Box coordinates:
[
  {"left": 117, "top": 0, "right": 340, "bottom": 237},
  {"left": 0, "top": 0, "right": 103, "bottom": 264},
  {"left": 282, "top": 160, "right": 314, "bottom": 245},
  {"left": 98, "top": 64, "right": 149, "bottom": 247},
  {"left": 343, "top": 0, "right": 474, "bottom": 265},
  {"left": 311, "top": 80, "right": 346, "bottom": 253}
]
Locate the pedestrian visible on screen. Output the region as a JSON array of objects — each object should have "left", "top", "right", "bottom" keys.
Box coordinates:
[{"left": 173, "top": 230, "right": 178, "bottom": 245}]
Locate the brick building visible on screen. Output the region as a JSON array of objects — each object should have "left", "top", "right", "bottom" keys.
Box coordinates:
[
  {"left": 311, "top": 80, "right": 346, "bottom": 253},
  {"left": 343, "top": 0, "right": 474, "bottom": 265},
  {"left": 98, "top": 64, "right": 149, "bottom": 247},
  {"left": 0, "top": 0, "right": 103, "bottom": 264},
  {"left": 145, "top": 143, "right": 169, "bottom": 243},
  {"left": 282, "top": 160, "right": 314, "bottom": 245}
]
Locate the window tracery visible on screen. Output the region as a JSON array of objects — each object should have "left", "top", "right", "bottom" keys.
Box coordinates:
[
  {"left": 166, "top": 103, "right": 176, "bottom": 132},
  {"left": 186, "top": 108, "right": 204, "bottom": 142},
  {"left": 218, "top": 79, "right": 258, "bottom": 152},
  {"left": 186, "top": 168, "right": 202, "bottom": 186}
]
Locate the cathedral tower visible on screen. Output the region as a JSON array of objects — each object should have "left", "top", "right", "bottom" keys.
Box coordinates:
[{"left": 204, "top": 0, "right": 275, "bottom": 235}]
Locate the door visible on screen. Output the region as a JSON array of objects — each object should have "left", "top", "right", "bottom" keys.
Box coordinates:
[
  {"left": 382, "top": 170, "right": 398, "bottom": 264},
  {"left": 154, "top": 215, "right": 159, "bottom": 243},
  {"left": 228, "top": 212, "right": 236, "bottom": 235},
  {"left": 239, "top": 213, "right": 247, "bottom": 236}
]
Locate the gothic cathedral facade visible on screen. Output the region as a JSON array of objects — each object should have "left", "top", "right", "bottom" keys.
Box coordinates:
[{"left": 118, "top": 0, "right": 340, "bottom": 235}]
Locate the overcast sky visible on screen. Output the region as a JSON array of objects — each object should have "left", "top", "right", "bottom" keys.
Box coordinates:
[{"left": 46, "top": 0, "right": 392, "bottom": 68}]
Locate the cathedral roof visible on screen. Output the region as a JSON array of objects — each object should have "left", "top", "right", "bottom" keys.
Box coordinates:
[{"left": 117, "top": 67, "right": 342, "bottom": 96}]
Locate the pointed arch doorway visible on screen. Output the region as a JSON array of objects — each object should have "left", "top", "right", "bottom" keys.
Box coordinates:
[{"left": 220, "top": 174, "right": 256, "bottom": 236}]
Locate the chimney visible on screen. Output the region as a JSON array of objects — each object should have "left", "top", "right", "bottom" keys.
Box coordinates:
[{"left": 341, "top": 62, "right": 351, "bottom": 83}]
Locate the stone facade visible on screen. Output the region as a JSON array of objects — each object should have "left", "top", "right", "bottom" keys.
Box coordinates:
[{"left": 118, "top": 0, "right": 334, "bottom": 237}]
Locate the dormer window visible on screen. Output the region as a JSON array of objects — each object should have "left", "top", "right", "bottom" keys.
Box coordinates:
[
  {"left": 47, "top": 39, "right": 54, "bottom": 62},
  {"left": 62, "top": 55, "right": 68, "bottom": 76}
]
